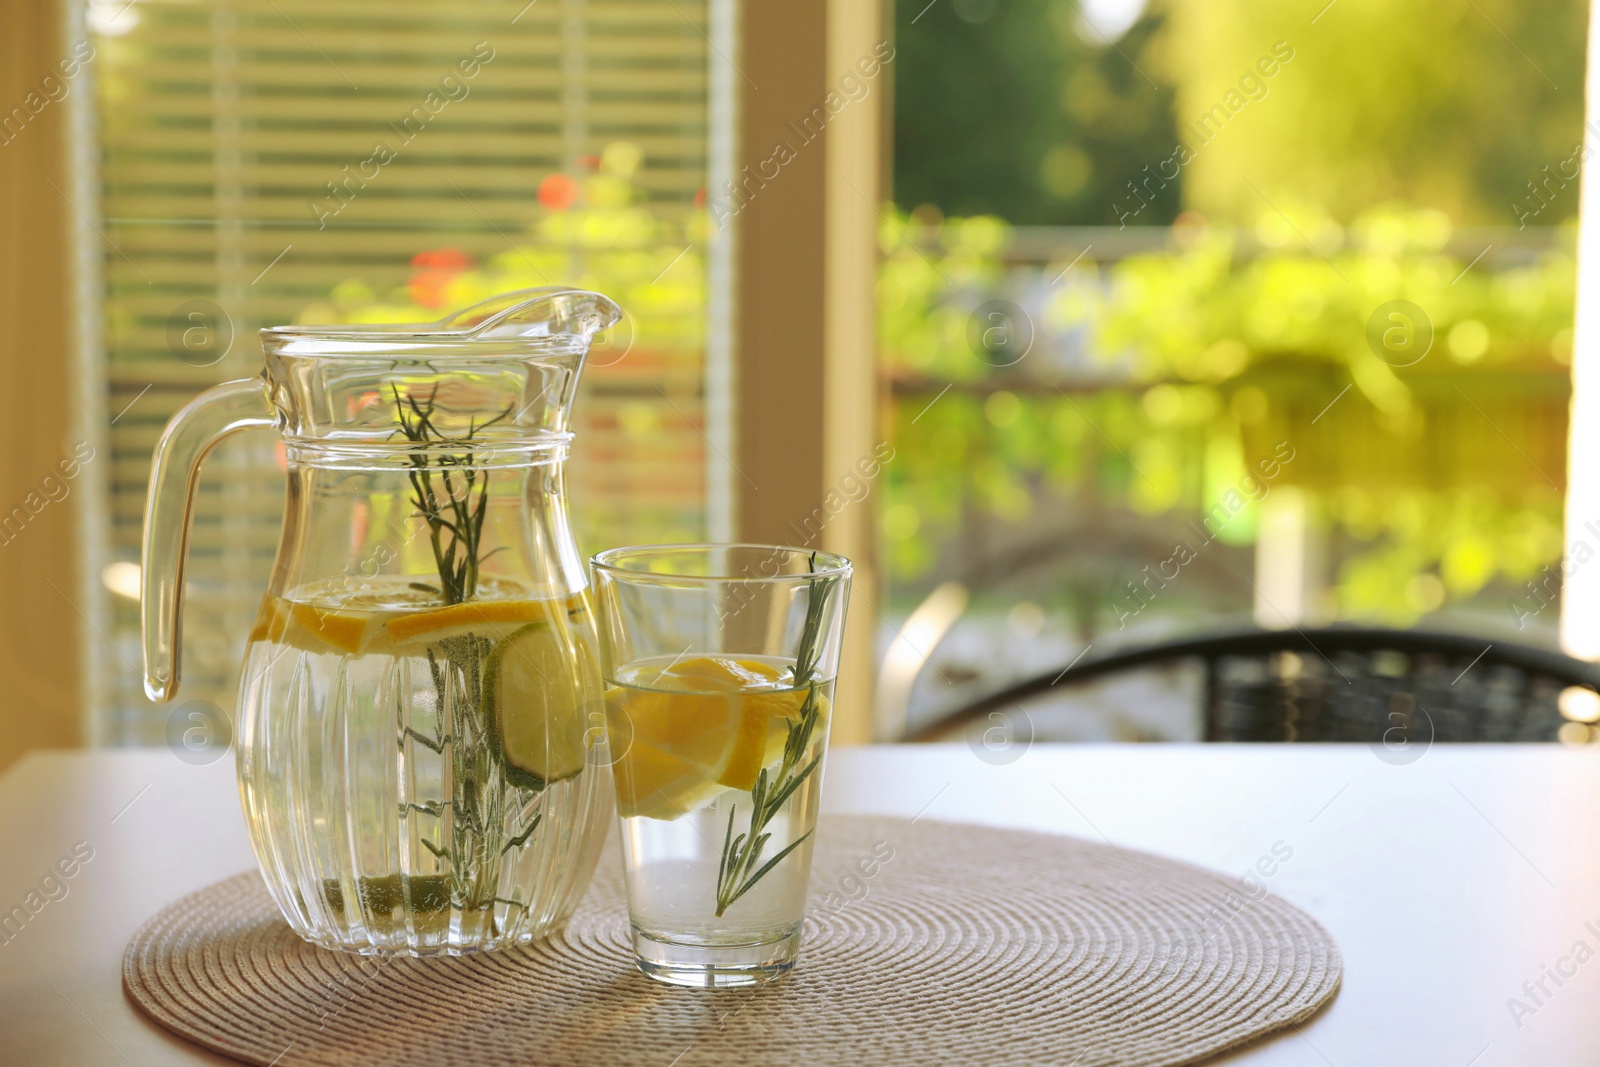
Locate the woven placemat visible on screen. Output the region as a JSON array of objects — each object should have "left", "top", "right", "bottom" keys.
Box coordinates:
[{"left": 124, "top": 815, "right": 1340, "bottom": 1067}]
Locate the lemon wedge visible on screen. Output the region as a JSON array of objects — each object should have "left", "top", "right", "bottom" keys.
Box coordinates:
[
  {"left": 608, "top": 742, "right": 715, "bottom": 820},
  {"left": 608, "top": 656, "right": 824, "bottom": 819}
]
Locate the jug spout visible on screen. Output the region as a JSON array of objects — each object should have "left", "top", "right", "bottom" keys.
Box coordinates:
[{"left": 431, "top": 288, "right": 623, "bottom": 341}]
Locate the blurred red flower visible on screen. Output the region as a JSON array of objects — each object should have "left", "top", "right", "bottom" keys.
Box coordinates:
[
  {"left": 408, "top": 247, "right": 476, "bottom": 308},
  {"left": 538, "top": 173, "right": 578, "bottom": 212}
]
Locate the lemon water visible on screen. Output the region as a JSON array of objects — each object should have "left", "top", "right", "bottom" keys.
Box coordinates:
[
  {"left": 607, "top": 655, "right": 832, "bottom": 985},
  {"left": 237, "top": 578, "right": 610, "bottom": 955}
]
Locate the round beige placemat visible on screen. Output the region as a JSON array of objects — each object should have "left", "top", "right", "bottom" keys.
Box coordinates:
[{"left": 124, "top": 815, "right": 1340, "bottom": 1067}]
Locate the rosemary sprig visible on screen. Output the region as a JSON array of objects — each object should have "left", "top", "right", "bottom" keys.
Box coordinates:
[
  {"left": 407, "top": 633, "right": 542, "bottom": 928},
  {"left": 391, "top": 386, "right": 511, "bottom": 605},
  {"left": 388, "top": 389, "right": 536, "bottom": 937},
  {"left": 714, "top": 554, "right": 839, "bottom": 917}
]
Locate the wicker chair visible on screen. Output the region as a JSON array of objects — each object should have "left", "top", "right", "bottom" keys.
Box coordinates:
[{"left": 907, "top": 627, "right": 1600, "bottom": 744}]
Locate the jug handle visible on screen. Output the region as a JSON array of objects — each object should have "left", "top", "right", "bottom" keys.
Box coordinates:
[{"left": 141, "top": 377, "right": 278, "bottom": 702}]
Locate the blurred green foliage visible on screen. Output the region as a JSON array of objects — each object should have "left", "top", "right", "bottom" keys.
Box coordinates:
[
  {"left": 1081, "top": 205, "right": 1575, "bottom": 398},
  {"left": 881, "top": 204, "right": 1575, "bottom": 627},
  {"left": 888, "top": 0, "right": 1588, "bottom": 634}
]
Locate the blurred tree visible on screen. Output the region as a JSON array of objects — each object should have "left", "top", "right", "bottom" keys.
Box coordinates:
[
  {"left": 879, "top": 204, "right": 1575, "bottom": 627},
  {"left": 1069, "top": 204, "right": 1575, "bottom": 623},
  {"left": 893, "top": 0, "right": 1179, "bottom": 224},
  {"left": 1157, "top": 0, "right": 1589, "bottom": 225},
  {"left": 883, "top": 0, "right": 1589, "bottom": 646}
]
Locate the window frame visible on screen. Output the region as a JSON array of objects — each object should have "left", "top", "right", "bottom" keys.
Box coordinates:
[{"left": 732, "top": 0, "right": 884, "bottom": 743}]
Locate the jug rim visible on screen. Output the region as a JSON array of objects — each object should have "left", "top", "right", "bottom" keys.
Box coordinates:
[{"left": 260, "top": 287, "right": 623, "bottom": 355}]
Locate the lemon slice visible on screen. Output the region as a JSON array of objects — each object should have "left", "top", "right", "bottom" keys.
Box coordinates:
[
  {"left": 287, "top": 603, "right": 370, "bottom": 654},
  {"left": 253, "top": 585, "right": 596, "bottom": 662},
  {"left": 609, "top": 656, "right": 824, "bottom": 819},
  {"left": 251, "top": 594, "right": 375, "bottom": 654},
  {"left": 387, "top": 599, "right": 547, "bottom": 644},
  {"left": 248, "top": 595, "right": 289, "bottom": 644},
  {"left": 486, "top": 622, "right": 597, "bottom": 790}
]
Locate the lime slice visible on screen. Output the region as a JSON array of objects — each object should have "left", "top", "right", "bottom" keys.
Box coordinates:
[{"left": 486, "top": 622, "right": 596, "bottom": 790}]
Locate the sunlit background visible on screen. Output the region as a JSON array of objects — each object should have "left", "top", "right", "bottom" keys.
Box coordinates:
[
  {"left": 878, "top": 0, "right": 1585, "bottom": 738},
  {"left": 73, "top": 0, "right": 1589, "bottom": 745}
]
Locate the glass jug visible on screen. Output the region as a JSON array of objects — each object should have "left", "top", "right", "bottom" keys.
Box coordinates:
[{"left": 142, "top": 289, "right": 621, "bottom": 955}]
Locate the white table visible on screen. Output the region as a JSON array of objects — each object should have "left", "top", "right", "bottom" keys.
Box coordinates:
[{"left": 1, "top": 745, "right": 1596, "bottom": 1065}]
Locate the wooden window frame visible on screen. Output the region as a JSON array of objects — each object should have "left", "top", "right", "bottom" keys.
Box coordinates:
[
  {"left": 1566, "top": 0, "right": 1600, "bottom": 657},
  {"left": 0, "top": 0, "right": 101, "bottom": 770},
  {"left": 733, "top": 0, "right": 884, "bottom": 745}
]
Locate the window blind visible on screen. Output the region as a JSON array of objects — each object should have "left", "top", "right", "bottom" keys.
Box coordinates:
[{"left": 87, "top": 0, "right": 716, "bottom": 741}]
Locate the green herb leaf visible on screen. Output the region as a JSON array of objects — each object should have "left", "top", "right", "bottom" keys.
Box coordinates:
[{"left": 713, "top": 554, "right": 840, "bottom": 917}]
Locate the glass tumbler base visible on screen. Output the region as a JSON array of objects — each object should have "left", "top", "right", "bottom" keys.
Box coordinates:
[{"left": 632, "top": 927, "right": 801, "bottom": 989}]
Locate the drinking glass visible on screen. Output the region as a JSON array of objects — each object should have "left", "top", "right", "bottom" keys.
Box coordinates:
[{"left": 591, "top": 544, "right": 852, "bottom": 987}]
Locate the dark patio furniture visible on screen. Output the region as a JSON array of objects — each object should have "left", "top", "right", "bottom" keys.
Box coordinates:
[{"left": 908, "top": 627, "right": 1600, "bottom": 744}]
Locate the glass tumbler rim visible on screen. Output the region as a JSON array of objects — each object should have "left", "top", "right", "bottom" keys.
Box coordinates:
[{"left": 590, "top": 542, "right": 852, "bottom": 583}]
